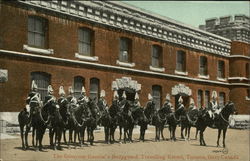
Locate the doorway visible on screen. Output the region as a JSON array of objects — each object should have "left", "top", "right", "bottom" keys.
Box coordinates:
[{"left": 118, "top": 87, "right": 136, "bottom": 103}]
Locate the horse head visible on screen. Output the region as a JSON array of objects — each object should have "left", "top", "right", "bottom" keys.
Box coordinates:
[{"left": 222, "top": 101, "right": 237, "bottom": 115}]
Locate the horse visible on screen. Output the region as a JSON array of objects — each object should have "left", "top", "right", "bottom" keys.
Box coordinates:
[
  {"left": 18, "top": 100, "right": 41, "bottom": 150},
  {"left": 152, "top": 105, "right": 172, "bottom": 141},
  {"left": 196, "top": 101, "right": 236, "bottom": 147},
  {"left": 180, "top": 108, "right": 199, "bottom": 140},
  {"left": 166, "top": 106, "right": 186, "bottom": 141},
  {"left": 108, "top": 99, "right": 120, "bottom": 143}
]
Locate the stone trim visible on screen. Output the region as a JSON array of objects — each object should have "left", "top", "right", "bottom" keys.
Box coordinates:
[
  {"left": 198, "top": 74, "right": 210, "bottom": 79},
  {"left": 175, "top": 70, "right": 188, "bottom": 76},
  {"left": 23, "top": 44, "right": 54, "bottom": 55},
  {"left": 116, "top": 60, "right": 135, "bottom": 68},
  {"left": 149, "top": 66, "right": 165, "bottom": 72},
  {"left": 75, "top": 53, "right": 99, "bottom": 62},
  {"left": 228, "top": 77, "right": 248, "bottom": 81},
  {"left": 17, "top": 0, "right": 231, "bottom": 57},
  {"left": 229, "top": 55, "right": 250, "bottom": 60},
  {"left": 217, "top": 77, "right": 227, "bottom": 82}
]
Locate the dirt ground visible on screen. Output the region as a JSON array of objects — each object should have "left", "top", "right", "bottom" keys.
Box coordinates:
[{"left": 0, "top": 127, "right": 249, "bottom": 161}]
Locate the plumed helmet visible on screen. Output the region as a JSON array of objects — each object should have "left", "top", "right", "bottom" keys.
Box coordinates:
[
  {"left": 178, "top": 96, "right": 183, "bottom": 103},
  {"left": 113, "top": 90, "right": 119, "bottom": 99},
  {"left": 166, "top": 93, "right": 170, "bottom": 101},
  {"left": 59, "top": 86, "right": 65, "bottom": 96},
  {"left": 122, "top": 91, "right": 127, "bottom": 99},
  {"left": 81, "top": 86, "right": 86, "bottom": 93},
  {"left": 31, "top": 80, "right": 38, "bottom": 90},
  {"left": 68, "top": 86, "right": 74, "bottom": 94},
  {"left": 190, "top": 98, "right": 195, "bottom": 105},
  {"left": 100, "top": 90, "right": 105, "bottom": 97},
  {"left": 135, "top": 92, "right": 139, "bottom": 100},
  {"left": 148, "top": 93, "right": 153, "bottom": 100},
  {"left": 212, "top": 91, "right": 217, "bottom": 99},
  {"left": 47, "top": 85, "right": 53, "bottom": 93}
]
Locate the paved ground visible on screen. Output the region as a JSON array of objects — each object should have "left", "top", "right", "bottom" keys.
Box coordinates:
[{"left": 0, "top": 127, "right": 249, "bottom": 161}]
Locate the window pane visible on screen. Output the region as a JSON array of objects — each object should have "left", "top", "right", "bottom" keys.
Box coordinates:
[
  {"left": 219, "top": 92, "right": 225, "bottom": 107},
  {"left": 90, "top": 78, "right": 99, "bottom": 101},
  {"left": 28, "top": 32, "right": 35, "bottom": 46},
  {"left": 176, "top": 51, "right": 185, "bottom": 72},
  {"left": 204, "top": 91, "right": 210, "bottom": 108},
  {"left": 197, "top": 90, "right": 203, "bottom": 108},
  {"left": 152, "top": 85, "right": 161, "bottom": 109},
  {"left": 78, "top": 28, "right": 92, "bottom": 56},
  {"left": 28, "top": 17, "right": 35, "bottom": 32},
  {"left": 74, "top": 76, "right": 84, "bottom": 99},
  {"left": 119, "top": 38, "right": 130, "bottom": 62}
]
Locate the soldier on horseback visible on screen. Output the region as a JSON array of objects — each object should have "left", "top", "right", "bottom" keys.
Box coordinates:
[
  {"left": 119, "top": 91, "right": 127, "bottom": 109},
  {"left": 77, "top": 86, "right": 89, "bottom": 105},
  {"left": 44, "top": 85, "right": 58, "bottom": 128},
  {"left": 162, "top": 94, "right": 173, "bottom": 112},
  {"left": 97, "top": 90, "right": 108, "bottom": 112},
  {"left": 177, "top": 96, "right": 185, "bottom": 111},
  {"left": 58, "top": 86, "right": 70, "bottom": 116},
  {"left": 188, "top": 98, "right": 197, "bottom": 111},
  {"left": 208, "top": 91, "right": 220, "bottom": 119},
  {"left": 145, "top": 93, "right": 155, "bottom": 125},
  {"left": 67, "top": 86, "right": 78, "bottom": 109}
]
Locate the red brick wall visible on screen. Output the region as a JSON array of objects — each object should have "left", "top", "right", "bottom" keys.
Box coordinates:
[
  {"left": 231, "top": 41, "right": 250, "bottom": 56},
  {"left": 229, "top": 87, "right": 250, "bottom": 114}
]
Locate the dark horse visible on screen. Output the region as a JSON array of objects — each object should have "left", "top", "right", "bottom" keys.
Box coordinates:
[
  {"left": 196, "top": 101, "right": 236, "bottom": 147},
  {"left": 180, "top": 108, "right": 199, "bottom": 140},
  {"left": 152, "top": 105, "right": 172, "bottom": 141},
  {"left": 108, "top": 99, "right": 121, "bottom": 143}
]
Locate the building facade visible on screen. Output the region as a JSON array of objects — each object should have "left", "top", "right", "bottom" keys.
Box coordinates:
[{"left": 0, "top": 1, "right": 249, "bottom": 114}]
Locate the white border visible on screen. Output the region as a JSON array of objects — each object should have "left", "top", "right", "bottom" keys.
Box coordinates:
[
  {"left": 23, "top": 44, "right": 54, "bottom": 55},
  {"left": 75, "top": 53, "right": 99, "bottom": 62}
]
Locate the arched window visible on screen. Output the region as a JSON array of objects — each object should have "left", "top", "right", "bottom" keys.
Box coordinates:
[
  {"left": 78, "top": 27, "right": 94, "bottom": 56},
  {"left": 246, "top": 63, "right": 249, "bottom": 79},
  {"left": 152, "top": 85, "right": 162, "bottom": 109},
  {"left": 28, "top": 16, "right": 48, "bottom": 48},
  {"left": 197, "top": 90, "right": 203, "bottom": 108},
  {"left": 176, "top": 50, "right": 186, "bottom": 72},
  {"left": 217, "top": 60, "right": 225, "bottom": 78},
  {"left": 30, "top": 71, "right": 51, "bottom": 101},
  {"left": 219, "top": 92, "right": 225, "bottom": 107},
  {"left": 74, "top": 76, "right": 85, "bottom": 99},
  {"left": 90, "top": 78, "right": 100, "bottom": 101},
  {"left": 151, "top": 45, "right": 163, "bottom": 68}
]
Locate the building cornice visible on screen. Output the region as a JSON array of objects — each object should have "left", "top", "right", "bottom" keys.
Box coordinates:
[
  {"left": 0, "top": 49, "right": 231, "bottom": 86},
  {"left": 229, "top": 55, "right": 250, "bottom": 60},
  {"left": 15, "top": 0, "right": 231, "bottom": 57}
]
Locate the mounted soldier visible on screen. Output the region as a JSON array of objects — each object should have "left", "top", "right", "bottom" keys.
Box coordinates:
[
  {"left": 162, "top": 94, "right": 173, "bottom": 112},
  {"left": 119, "top": 91, "right": 127, "bottom": 109},
  {"left": 57, "top": 86, "right": 70, "bottom": 116},
  {"left": 77, "top": 86, "right": 89, "bottom": 106},
  {"left": 208, "top": 91, "right": 220, "bottom": 119},
  {"left": 44, "top": 85, "right": 58, "bottom": 128},
  {"left": 25, "top": 80, "right": 42, "bottom": 115},
  {"left": 97, "top": 90, "right": 108, "bottom": 112},
  {"left": 145, "top": 93, "right": 155, "bottom": 125},
  {"left": 67, "top": 86, "right": 78, "bottom": 109},
  {"left": 188, "top": 98, "right": 197, "bottom": 111},
  {"left": 177, "top": 96, "right": 185, "bottom": 111},
  {"left": 132, "top": 92, "right": 141, "bottom": 111}
]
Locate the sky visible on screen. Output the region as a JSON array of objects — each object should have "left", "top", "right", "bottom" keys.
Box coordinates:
[{"left": 123, "top": 1, "right": 249, "bottom": 28}]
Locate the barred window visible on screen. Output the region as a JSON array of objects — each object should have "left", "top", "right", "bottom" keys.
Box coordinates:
[
  {"left": 199, "top": 56, "right": 208, "bottom": 75},
  {"left": 78, "top": 28, "right": 93, "bottom": 56},
  {"left": 176, "top": 50, "right": 186, "bottom": 72},
  {"left": 119, "top": 37, "right": 132, "bottom": 63},
  {"left": 197, "top": 90, "right": 203, "bottom": 108},
  {"left": 74, "top": 76, "right": 85, "bottom": 99},
  {"left": 90, "top": 78, "right": 99, "bottom": 102},
  {"left": 204, "top": 90, "right": 210, "bottom": 108},
  {"left": 152, "top": 85, "right": 162, "bottom": 109},
  {"left": 219, "top": 92, "right": 225, "bottom": 107},
  {"left": 28, "top": 16, "right": 47, "bottom": 48},
  {"left": 218, "top": 60, "right": 225, "bottom": 78},
  {"left": 30, "top": 72, "right": 51, "bottom": 101},
  {"left": 151, "top": 45, "right": 162, "bottom": 68}
]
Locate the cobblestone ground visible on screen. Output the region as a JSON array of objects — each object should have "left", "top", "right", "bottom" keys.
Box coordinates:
[{"left": 0, "top": 127, "right": 249, "bottom": 161}]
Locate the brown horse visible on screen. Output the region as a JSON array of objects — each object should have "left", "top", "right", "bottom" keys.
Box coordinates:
[{"left": 196, "top": 101, "right": 236, "bottom": 147}]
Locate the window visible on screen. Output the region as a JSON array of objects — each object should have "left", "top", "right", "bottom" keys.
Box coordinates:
[
  {"left": 197, "top": 90, "right": 203, "bottom": 108},
  {"left": 246, "top": 63, "right": 249, "bottom": 79},
  {"left": 30, "top": 72, "right": 51, "bottom": 101},
  {"left": 151, "top": 45, "right": 162, "bottom": 68},
  {"left": 247, "top": 89, "right": 250, "bottom": 99},
  {"left": 204, "top": 90, "right": 210, "bottom": 108},
  {"left": 74, "top": 76, "right": 85, "bottom": 99},
  {"left": 152, "top": 85, "right": 162, "bottom": 109},
  {"left": 119, "top": 37, "right": 132, "bottom": 63},
  {"left": 28, "top": 16, "right": 47, "bottom": 48},
  {"left": 78, "top": 28, "right": 94, "bottom": 56},
  {"left": 199, "top": 56, "right": 208, "bottom": 76},
  {"left": 218, "top": 60, "right": 225, "bottom": 78},
  {"left": 90, "top": 78, "right": 100, "bottom": 101},
  {"left": 219, "top": 92, "right": 225, "bottom": 107},
  {"left": 176, "top": 50, "right": 186, "bottom": 72}
]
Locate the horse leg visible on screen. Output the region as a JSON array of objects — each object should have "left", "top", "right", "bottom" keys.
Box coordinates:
[
  {"left": 69, "top": 129, "right": 73, "bottom": 143},
  {"left": 169, "top": 126, "right": 172, "bottom": 141},
  {"left": 180, "top": 125, "right": 184, "bottom": 139},
  {"left": 63, "top": 129, "right": 67, "bottom": 144},
  {"left": 58, "top": 128, "right": 62, "bottom": 150},
  {"left": 49, "top": 128, "right": 53, "bottom": 147},
  {"left": 187, "top": 126, "right": 191, "bottom": 140},
  {"left": 20, "top": 125, "right": 25, "bottom": 150},
  {"left": 195, "top": 128, "right": 198, "bottom": 140},
  {"left": 217, "top": 129, "right": 222, "bottom": 147},
  {"left": 173, "top": 126, "right": 177, "bottom": 141},
  {"left": 74, "top": 130, "right": 77, "bottom": 149},
  {"left": 223, "top": 128, "right": 227, "bottom": 148},
  {"left": 119, "top": 126, "right": 122, "bottom": 142},
  {"left": 32, "top": 127, "right": 35, "bottom": 147},
  {"left": 161, "top": 126, "right": 165, "bottom": 140},
  {"left": 24, "top": 126, "right": 31, "bottom": 150}
]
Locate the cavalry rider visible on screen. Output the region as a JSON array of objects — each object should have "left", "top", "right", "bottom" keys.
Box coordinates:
[
  {"left": 44, "top": 85, "right": 58, "bottom": 128},
  {"left": 188, "top": 98, "right": 197, "bottom": 111},
  {"left": 177, "top": 96, "right": 185, "bottom": 110},
  {"left": 77, "top": 86, "right": 89, "bottom": 106},
  {"left": 67, "top": 86, "right": 78, "bottom": 109},
  {"left": 162, "top": 93, "right": 174, "bottom": 112},
  {"left": 57, "top": 86, "right": 70, "bottom": 116},
  {"left": 208, "top": 91, "right": 220, "bottom": 119},
  {"left": 145, "top": 93, "right": 155, "bottom": 125},
  {"left": 119, "top": 91, "right": 127, "bottom": 109},
  {"left": 25, "top": 80, "right": 42, "bottom": 124},
  {"left": 97, "top": 90, "right": 108, "bottom": 112},
  {"left": 133, "top": 92, "right": 141, "bottom": 110}
]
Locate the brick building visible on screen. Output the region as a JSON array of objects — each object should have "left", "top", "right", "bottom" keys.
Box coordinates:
[{"left": 0, "top": 1, "right": 249, "bottom": 114}]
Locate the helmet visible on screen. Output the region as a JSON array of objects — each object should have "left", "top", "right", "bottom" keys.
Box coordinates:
[
  {"left": 68, "top": 86, "right": 74, "bottom": 94},
  {"left": 178, "top": 96, "right": 183, "bottom": 103},
  {"left": 166, "top": 93, "right": 170, "bottom": 101},
  {"left": 135, "top": 92, "right": 139, "bottom": 100},
  {"left": 212, "top": 91, "right": 217, "bottom": 99},
  {"left": 100, "top": 90, "right": 105, "bottom": 97},
  {"left": 148, "top": 93, "right": 153, "bottom": 100},
  {"left": 113, "top": 90, "right": 119, "bottom": 99},
  {"left": 47, "top": 85, "right": 53, "bottom": 94},
  {"left": 81, "top": 86, "right": 86, "bottom": 94},
  {"left": 59, "top": 86, "right": 65, "bottom": 96},
  {"left": 31, "top": 80, "right": 38, "bottom": 91},
  {"left": 122, "top": 91, "right": 127, "bottom": 99}
]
